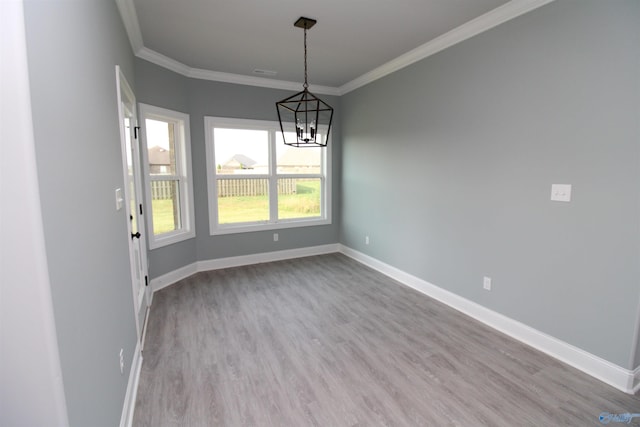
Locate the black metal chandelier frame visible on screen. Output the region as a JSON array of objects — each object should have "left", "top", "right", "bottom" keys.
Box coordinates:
[{"left": 276, "top": 17, "right": 333, "bottom": 148}]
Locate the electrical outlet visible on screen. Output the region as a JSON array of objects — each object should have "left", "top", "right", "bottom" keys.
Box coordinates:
[
  {"left": 273, "top": 233, "right": 279, "bottom": 242},
  {"left": 483, "top": 276, "right": 492, "bottom": 291},
  {"left": 551, "top": 184, "right": 571, "bottom": 202},
  {"left": 365, "top": 235, "right": 370, "bottom": 245},
  {"left": 119, "top": 348, "right": 124, "bottom": 375}
]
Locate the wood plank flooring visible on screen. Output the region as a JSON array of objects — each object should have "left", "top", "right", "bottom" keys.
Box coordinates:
[{"left": 133, "top": 253, "right": 640, "bottom": 426}]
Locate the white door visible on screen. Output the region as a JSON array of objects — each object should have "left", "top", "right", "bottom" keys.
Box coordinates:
[{"left": 116, "top": 66, "right": 150, "bottom": 343}]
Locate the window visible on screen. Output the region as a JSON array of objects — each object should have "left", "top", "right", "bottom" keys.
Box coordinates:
[
  {"left": 139, "top": 104, "right": 195, "bottom": 248},
  {"left": 205, "top": 117, "right": 331, "bottom": 235}
]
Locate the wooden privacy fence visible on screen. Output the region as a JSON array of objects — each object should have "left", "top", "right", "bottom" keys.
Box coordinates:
[
  {"left": 217, "top": 178, "right": 297, "bottom": 198},
  {"left": 151, "top": 178, "right": 299, "bottom": 199},
  {"left": 150, "top": 180, "right": 176, "bottom": 200}
]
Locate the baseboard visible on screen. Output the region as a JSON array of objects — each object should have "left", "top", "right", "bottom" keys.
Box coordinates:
[
  {"left": 632, "top": 366, "right": 640, "bottom": 394},
  {"left": 150, "top": 244, "right": 341, "bottom": 293},
  {"left": 119, "top": 342, "right": 143, "bottom": 427},
  {"left": 150, "top": 262, "right": 198, "bottom": 293},
  {"left": 338, "top": 244, "right": 637, "bottom": 395},
  {"left": 197, "top": 243, "right": 340, "bottom": 272}
]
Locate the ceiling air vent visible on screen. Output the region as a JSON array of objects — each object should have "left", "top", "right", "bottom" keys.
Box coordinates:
[{"left": 253, "top": 68, "right": 277, "bottom": 77}]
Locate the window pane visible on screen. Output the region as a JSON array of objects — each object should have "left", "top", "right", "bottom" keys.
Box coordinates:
[
  {"left": 276, "top": 131, "right": 322, "bottom": 174},
  {"left": 217, "top": 178, "right": 269, "bottom": 224},
  {"left": 151, "top": 180, "right": 181, "bottom": 234},
  {"left": 146, "top": 119, "right": 177, "bottom": 176},
  {"left": 278, "top": 178, "right": 321, "bottom": 219},
  {"left": 214, "top": 128, "right": 269, "bottom": 175}
]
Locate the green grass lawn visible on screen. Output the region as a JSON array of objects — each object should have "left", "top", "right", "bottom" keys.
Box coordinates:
[
  {"left": 219, "top": 179, "right": 321, "bottom": 224},
  {"left": 151, "top": 180, "right": 321, "bottom": 233},
  {"left": 151, "top": 199, "right": 179, "bottom": 234},
  {"left": 280, "top": 179, "right": 322, "bottom": 219}
]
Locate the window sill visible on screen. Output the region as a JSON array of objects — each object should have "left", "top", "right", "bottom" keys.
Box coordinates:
[{"left": 210, "top": 217, "right": 331, "bottom": 236}]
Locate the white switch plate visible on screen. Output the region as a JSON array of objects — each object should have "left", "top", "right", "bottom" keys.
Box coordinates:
[
  {"left": 365, "top": 235, "right": 370, "bottom": 245},
  {"left": 115, "top": 188, "right": 124, "bottom": 210},
  {"left": 273, "top": 233, "right": 278, "bottom": 242},
  {"left": 551, "top": 184, "right": 571, "bottom": 202},
  {"left": 483, "top": 276, "right": 492, "bottom": 291}
]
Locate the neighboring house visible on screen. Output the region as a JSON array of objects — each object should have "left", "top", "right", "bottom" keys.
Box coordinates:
[
  {"left": 277, "top": 148, "right": 321, "bottom": 174},
  {"left": 221, "top": 154, "right": 271, "bottom": 175},
  {"left": 147, "top": 145, "right": 170, "bottom": 174},
  {"left": 220, "top": 154, "right": 256, "bottom": 171}
]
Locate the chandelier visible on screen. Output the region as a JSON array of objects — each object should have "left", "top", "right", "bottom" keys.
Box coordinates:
[{"left": 276, "top": 17, "right": 333, "bottom": 148}]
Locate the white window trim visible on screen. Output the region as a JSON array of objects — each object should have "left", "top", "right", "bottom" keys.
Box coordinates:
[
  {"left": 139, "top": 103, "right": 195, "bottom": 249},
  {"left": 204, "top": 116, "right": 332, "bottom": 235}
]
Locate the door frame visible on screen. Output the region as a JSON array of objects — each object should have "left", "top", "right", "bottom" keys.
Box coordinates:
[{"left": 115, "top": 65, "right": 150, "bottom": 344}]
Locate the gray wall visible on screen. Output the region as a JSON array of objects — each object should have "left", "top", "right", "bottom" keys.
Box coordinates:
[
  {"left": 1, "top": 1, "right": 68, "bottom": 425},
  {"left": 24, "top": 1, "right": 138, "bottom": 425},
  {"left": 340, "top": 0, "right": 640, "bottom": 369},
  {"left": 136, "top": 60, "right": 341, "bottom": 278}
]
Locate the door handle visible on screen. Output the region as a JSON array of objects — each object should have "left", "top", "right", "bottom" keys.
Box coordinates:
[{"left": 131, "top": 232, "right": 141, "bottom": 240}]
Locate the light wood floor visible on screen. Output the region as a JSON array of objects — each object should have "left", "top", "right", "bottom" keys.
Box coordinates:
[{"left": 133, "top": 253, "right": 640, "bottom": 426}]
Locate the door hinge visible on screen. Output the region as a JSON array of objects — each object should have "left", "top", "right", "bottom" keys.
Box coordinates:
[
  {"left": 139, "top": 204, "right": 143, "bottom": 215},
  {"left": 145, "top": 275, "right": 148, "bottom": 287},
  {"left": 134, "top": 126, "right": 140, "bottom": 139}
]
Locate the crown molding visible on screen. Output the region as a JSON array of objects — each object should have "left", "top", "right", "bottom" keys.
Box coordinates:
[
  {"left": 338, "top": 0, "right": 556, "bottom": 94},
  {"left": 115, "top": 0, "right": 143, "bottom": 54},
  {"left": 117, "top": 0, "right": 555, "bottom": 97},
  {"left": 136, "top": 46, "right": 190, "bottom": 75},
  {"left": 136, "top": 42, "right": 342, "bottom": 96},
  {"left": 186, "top": 64, "right": 341, "bottom": 96}
]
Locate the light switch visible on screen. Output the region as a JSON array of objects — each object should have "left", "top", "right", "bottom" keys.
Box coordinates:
[
  {"left": 115, "top": 188, "right": 124, "bottom": 210},
  {"left": 551, "top": 184, "right": 571, "bottom": 202}
]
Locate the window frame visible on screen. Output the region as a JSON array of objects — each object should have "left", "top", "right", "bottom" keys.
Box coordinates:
[
  {"left": 204, "top": 116, "right": 332, "bottom": 235},
  {"left": 139, "top": 103, "right": 195, "bottom": 249}
]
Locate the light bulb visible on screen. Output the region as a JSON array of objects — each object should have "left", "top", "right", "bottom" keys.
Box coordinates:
[{"left": 296, "top": 119, "right": 304, "bottom": 139}]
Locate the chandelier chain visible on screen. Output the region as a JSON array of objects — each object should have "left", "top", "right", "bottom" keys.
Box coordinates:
[{"left": 303, "top": 27, "right": 308, "bottom": 89}]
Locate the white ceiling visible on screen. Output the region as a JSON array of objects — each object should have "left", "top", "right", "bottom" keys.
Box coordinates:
[{"left": 118, "top": 0, "right": 553, "bottom": 94}]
